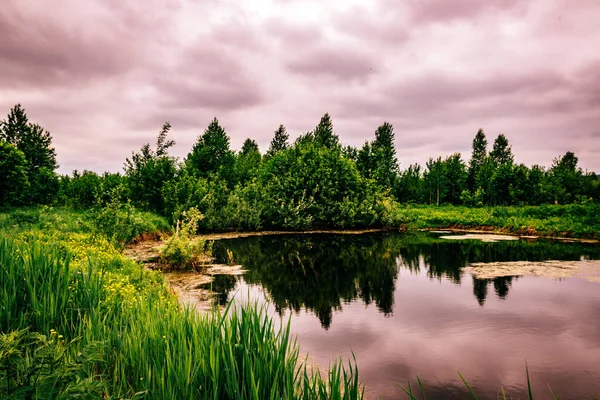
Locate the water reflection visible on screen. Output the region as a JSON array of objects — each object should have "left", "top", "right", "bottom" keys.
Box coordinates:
[{"left": 212, "top": 233, "right": 600, "bottom": 327}]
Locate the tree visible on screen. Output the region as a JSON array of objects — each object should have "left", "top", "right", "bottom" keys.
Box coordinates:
[
  {"left": 0, "top": 141, "right": 29, "bottom": 206},
  {"left": 424, "top": 157, "right": 447, "bottom": 206},
  {"left": 186, "top": 118, "right": 235, "bottom": 183},
  {"left": 124, "top": 122, "right": 177, "bottom": 213},
  {"left": 490, "top": 134, "right": 514, "bottom": 166},
  {"left": 442, "top": 153, "right": 467, "bottom": 204},
  {"left": 0, "top": 104, "right": 59, "bottom": 204},
  {"left": 313, "top": 113, "right": 339, "bottom": 149},
  {"left": 236, "top": 139, "right": 262, "bottom": 184},
  {"left": 371, "top": 122, "right": 399, "bottom": 189},
  {"left": 266, "top": 125, "right": 289, "bottom": 156},
  {"left": 467, "top": 129, "right": 487, "bottom": 191},
  {"left": 356, "top": 142, "right": 373, "bottom": 179},
  {"left": 549, "top": 151, "right": 583, "bottom": 203},
  {"left": 394, "top": 164, "right": 423, "bottom": 203}
]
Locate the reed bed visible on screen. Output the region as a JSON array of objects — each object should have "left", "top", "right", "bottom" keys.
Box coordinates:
[{"left": 0, "top": 235, "right": 363, "bottom": 399}]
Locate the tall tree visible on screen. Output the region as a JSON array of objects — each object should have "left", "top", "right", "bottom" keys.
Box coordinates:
[
  {"left": 186, "top": 117, "right": 235, "bottom": 182},
  {"left": 240, "top": 138, "right": 260, "bottom": 155},
  {"left": 124, "top": 122, "right": 177, "bottom": 213},
  {"left": 0, "top": 141, "right": 29, "bottom": 206},
  {"left": 313, "top": 113, "right": 339, "bottom": 149},
  {"left": 1, "top": 104, "right": 58, "bottom": 204},
  {"left": 443, "top": 153, "right": 467, "bottom": 204},
  {"left": 467, "top": 129, "right": 487, "bottom": 191},
  {"left": 266, "top": 125, "right": 289, "bottom": 156},
  {"left": 236, "top": 139, "right": 262, "bottom": 184},
  {"left": 490, "top": 134, "right": 514, "bottom": 166},
  {"left": 371, "top": 122, "right": 399, "bottom": 188},
  {"left": 424, "top": 157, "right": 447, "bottom": 206},
  {"left": 549, "top": 151, "right": 583, "bottom": 204},
  {"left": 356, "top": 141, "right": 373, "bottom": 179}
]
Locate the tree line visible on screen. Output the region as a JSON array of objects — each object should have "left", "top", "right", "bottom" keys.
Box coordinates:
[{"left": 1, "top": 104, "right": 598, "bottom": 230}]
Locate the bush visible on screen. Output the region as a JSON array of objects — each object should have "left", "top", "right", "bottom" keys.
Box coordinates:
[{"left": 159, "top": 208, "right": 212, "bottom": 269}]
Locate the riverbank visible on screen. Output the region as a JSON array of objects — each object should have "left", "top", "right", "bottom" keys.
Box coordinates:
[
  {"left": 396, "top": 203, "right": 600, "bottom": 240},
  {"left": 0, "top": 207, "right": 363, "bottom": 399}
]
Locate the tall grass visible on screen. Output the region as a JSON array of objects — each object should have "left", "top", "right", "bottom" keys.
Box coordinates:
[
  {"left": 399, "top": 366, "right": 562, "bottom": 400},
  {"left": 0, "top": 235, "right": 364, "bottom": 399}
]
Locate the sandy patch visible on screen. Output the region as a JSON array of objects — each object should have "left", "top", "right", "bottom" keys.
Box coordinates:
[
  {"left": 465, "top": 260, "right": 600, "bottom": 282},
  {"left": 439, "top": 234, "right": 519, "bottom": 243}
]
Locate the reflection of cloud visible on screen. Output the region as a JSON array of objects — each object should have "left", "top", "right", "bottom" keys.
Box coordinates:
[{"left": 293, "top": 274, "right": 600, "bottom": 399}]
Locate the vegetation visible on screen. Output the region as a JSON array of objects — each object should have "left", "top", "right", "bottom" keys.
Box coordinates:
[
  {"left": 158, "top": 207, "right": 213, "bottom": 269},
  {"left": 2, "top": 104, "right": 598, "bottom": 234},
  {"left": 0, "top": 208, "right": 363, "bottom": 399},
  {"left": 1, "top": 103, "right": 599, "bottom": 398}
]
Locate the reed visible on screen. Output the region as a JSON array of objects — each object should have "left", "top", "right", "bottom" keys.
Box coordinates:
[{"left": 0, "top": 235, "right": 363, "bottom": 399}]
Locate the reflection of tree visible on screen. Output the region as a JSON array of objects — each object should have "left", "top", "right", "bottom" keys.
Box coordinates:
[
  {"left": 211, "top": 233, "right": 600, "bottom": 324},
  {"left": 472, "top": 276, "right": 517, "bottom": 305},
  {"left": 213, "top": 234, "right": 402, "bottom": 328}
]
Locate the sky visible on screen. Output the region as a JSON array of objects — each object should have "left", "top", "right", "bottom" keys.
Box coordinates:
[{"left": 1, "top": 0, "right": 599, "bottom": 174}]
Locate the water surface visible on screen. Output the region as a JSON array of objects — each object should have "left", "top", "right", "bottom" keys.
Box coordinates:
[{"left": 209, "top": 232, "right": 600, "bottom": 399}]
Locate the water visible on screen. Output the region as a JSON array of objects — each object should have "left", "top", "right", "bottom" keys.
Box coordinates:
[{"left": 207, "top": 232, "right": 600, "bottom": 399}]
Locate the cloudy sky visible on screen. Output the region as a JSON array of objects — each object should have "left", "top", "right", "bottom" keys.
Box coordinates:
[{"left": 1, "top": 0, "right": 599, "bottom": 174}]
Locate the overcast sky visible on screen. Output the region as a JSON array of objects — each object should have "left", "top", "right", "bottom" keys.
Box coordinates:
[{"left": 1, "top": 0, "right": 599, "bottom": 174}]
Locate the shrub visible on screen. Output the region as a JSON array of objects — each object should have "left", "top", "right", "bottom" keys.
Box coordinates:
[{"left": 159, "top": 208, "right": 212, "bottom": 269}]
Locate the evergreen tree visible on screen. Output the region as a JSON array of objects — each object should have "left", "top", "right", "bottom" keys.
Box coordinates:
[
  {"left": 0, "top": 104, "right": 58, "bottom": 204},
  {"left": 236, "top": 139, "right": 262, "bottom": 184},
  {"left": 267, "top": 125, "right": 289, "bottom": 156},
  {"left": 467, "top": 129, "right": 487, "bottom": 191},
  {"left": 490, "top": 134, "right": 514, "bottom": 166},
  {"left": 313, "top": 113, "right": 339, "bottom": 149},
  {"left": 186, "top": 118, "right": 235, "bottom": 182},
  {"left": 356, "top": 142, "right": 373, "bottom": 179},
  {"left": 241, "top": 139, "right": 260, "bottom": 155},
  {"left": 371, "top": 122, "right": 399, "bottom": 188}
]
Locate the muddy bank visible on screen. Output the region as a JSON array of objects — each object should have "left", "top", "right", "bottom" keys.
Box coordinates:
[{"left": 466, "top": 260, "right": 600, "bottom": 283}]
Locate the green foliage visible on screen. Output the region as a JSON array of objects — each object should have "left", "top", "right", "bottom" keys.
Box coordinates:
[
  {"left": 371, "top": 122, "right": 399, "bottom": 188},
  {"left": 0, "top": 221, "right": 364, "bottom": 400},
  {"left": 235, "top": 138, "right": 262, "bottom": 184},
  {"left": 93, "top": 195, "right": 169, "bottom": 248},
  {"left": 186, "top": 117, "right": 236, "bottom": 184},
  {"left": 159, "top": 207, "right": 211, "bottom": 269},
  {"left": 467, "top": 129, "right": 487, "bottom": 191},
  {"left": 267, "top": 124, "right": 289, "bottom": 156},
  {"left": 490, "top": 133, "right": 514, "bottom": 166},
  {"left": 313, "top": 113, "right": 339, "bottom": 149},
  {"left": 0, "top": 329, "right": 105, "bottom": 399},
  {"left": 0, "top": 104, "right": 59, "bottom": 205},
  {"left": 124, "top": 122, "right": 177, "bottom": 214},
  {"left": 0, "top": 141, "right": 29, "bottom": 206}
]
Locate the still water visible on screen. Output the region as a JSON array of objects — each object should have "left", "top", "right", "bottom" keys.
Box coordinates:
[{"left": 209, "top": 232, "right": 600, "bottom": 399}]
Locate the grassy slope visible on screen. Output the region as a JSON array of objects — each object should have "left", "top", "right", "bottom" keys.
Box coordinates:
[{"left": 396, "top": 204, "right": 600, "bottom": 239}]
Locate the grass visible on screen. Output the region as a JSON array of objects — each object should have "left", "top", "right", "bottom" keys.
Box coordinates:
[
  {"left": 0, "top": 207, "right": 364, "bottom": 399},
  {"left": 396, "top": 203, "right": 600, "bottom": 239},
  {"left": 399, "top": 365, "right": 560, "bottom": 400}
]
